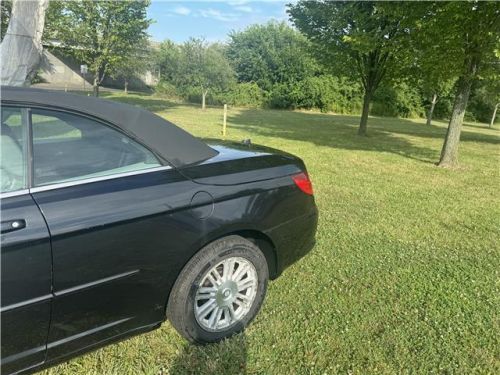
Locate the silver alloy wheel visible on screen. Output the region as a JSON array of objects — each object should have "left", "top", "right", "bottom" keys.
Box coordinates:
[{"left": 194, "top": 257, "right": 259, "bottom": 332}]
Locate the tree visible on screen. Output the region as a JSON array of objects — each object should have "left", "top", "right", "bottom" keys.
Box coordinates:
[
  {"left": 154, "top": 39, "right": 181, "bottom": 83},
  {"left": 45, "top": 0, "right": 151, "bottom": 96},
  {"left": 413, "top": 50, "right": 456, "bottom": 126},
  {"left": 394, "top": 2, "right": 457, "bottom": 126},
  {"left": 175, "top": 38, "right": 235, "bottom": 109},
  {"left": 416, "top": 2, "right": 500, "bottom": 167},
  {"left": 116, "top": 44, "right": 153, "bottom": 94},
  {"left": 482, "top": 69, "right": 500, "bottom": 128},
  {"left": 227, "top": 21, "right": 318, "bottom": 92},
  {"left": 0, "top": 0, "right": 49, "bottom": 86},
  {"left": 422, "top": 81, "right": 455, "bottom": 126},
  {"left": 288, "top": 1, "right": 411, "bottom": 136},
  {"left": 466, "top": 77, "right": 500, "bottom": 124},
  {"left": 491, "top": 103, "right": 499, "bottom": 128}
]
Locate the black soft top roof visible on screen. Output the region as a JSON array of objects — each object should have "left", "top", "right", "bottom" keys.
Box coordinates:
[{"left": 1, "top": 86, "right": 217, "bottom": 167}]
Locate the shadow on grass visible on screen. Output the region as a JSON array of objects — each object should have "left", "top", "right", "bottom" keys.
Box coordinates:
[
  {"left": 228, "top": 110, "right": 437, "bottom": 163},
  {"left": 369, "top": 116, "right": 500, "bottom": 145},
  {"left": 227, "top": 109, "right": 500, "bottom": 164},
  {"left": 168, "top": 334, "right": 247, "bottom": 375},
  {"left": 463, "top": 121, "right": 499, "bottom": 131}
]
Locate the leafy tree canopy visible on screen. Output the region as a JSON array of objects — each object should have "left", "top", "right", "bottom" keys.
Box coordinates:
[
  {"left": 45, "top": 0, "right": 151, "bottom": 95},
  {"left": 288, "top": 1, "right": 413, "bottom": 135},
  {"left": 155, "top": 38, "right": 235, "bottom": 108},
  {"left": 176, "top": 39, "right": 235, "bottom": 94},
  {"left": 227, "top": 21, "right": 318, "bottom": 91},
  {"left": 154, "top": 39, "right": 181, "bottom": 84},
  {"left": 411, "top": 1, "right": 499, "bottom": 166},
  {"left": 288, "top": 1, "right": 412, "bottom": 89}
]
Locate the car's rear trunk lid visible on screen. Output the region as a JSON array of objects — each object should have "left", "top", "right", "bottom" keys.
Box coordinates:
[{"left": 178, "top": 141, "right": 305, "bottom": 186}]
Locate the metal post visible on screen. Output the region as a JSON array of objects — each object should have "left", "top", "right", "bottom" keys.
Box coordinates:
[
  {"left": 80, "top": 64, "right": 88, "bottom": 94},
  {"left": 222, "top": 104, "right": 227, "bottom": 138}
]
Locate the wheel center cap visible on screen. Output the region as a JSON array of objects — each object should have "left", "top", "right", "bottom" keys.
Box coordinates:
[{"left": 216, "top": 281, "right": 237, "bottom": 306}]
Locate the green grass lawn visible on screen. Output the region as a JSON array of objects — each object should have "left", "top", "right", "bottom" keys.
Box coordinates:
[{"left": 42, "top": 93, "right": 499, "bottom": 375}]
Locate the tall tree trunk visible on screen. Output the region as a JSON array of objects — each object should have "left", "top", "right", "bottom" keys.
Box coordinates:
[
  {"left": 0, "top": 0, "right": 49, "bottom": 86},
  {"left": 124, "top": 79, "right": 128, "bottom": 94},
  {"left": 426, "top": 93, "right": 438, "bottom": 126},
  {"left": 202, "top": 89, "right": 208, "bottom": 110},
  {"left": 490, "top": 103, "right": 499, "bottom": 128},
  {"left": 358, "top": 89, "right": 372, "bottom": 136},
  {"left": 93, "top": 74, "right": 99, "bottom": 97},
  {"left": 438, "top": 59, "right": 477, "bottom": 167}
]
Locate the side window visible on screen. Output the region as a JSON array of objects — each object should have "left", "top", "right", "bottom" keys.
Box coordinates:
[
  {"left": 31, "top": 109, "right": 162, "bottom": 186},
  {"left": 1, "top": 106, "right": 28, "bottom": 193}
]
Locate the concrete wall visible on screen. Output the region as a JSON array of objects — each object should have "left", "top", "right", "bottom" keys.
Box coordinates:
[
  {"left": 38, "top": 47, "right": 158, "bottom": 91},
  {"left": 38, "top": 49, "right": 91, "bottom": 89}
]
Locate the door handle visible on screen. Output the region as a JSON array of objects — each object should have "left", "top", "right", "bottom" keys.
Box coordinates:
[{"left": 1, "top": 219, "right": 26, "bottom": 234}]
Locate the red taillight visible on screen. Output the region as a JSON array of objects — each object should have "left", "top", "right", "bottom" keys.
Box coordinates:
[{"left": 292, "top": 172, "right": 314, "bottom": 195}]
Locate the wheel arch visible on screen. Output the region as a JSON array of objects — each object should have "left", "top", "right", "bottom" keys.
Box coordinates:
[
  {"left": 165, "top": 227, "right": 278, "bottom": 319},
  {"left": 165, "top": 227, "right": 278, "bottom": 311},
  {"left": 195, "top": 228, "right": 278, "bottom": 280},
  {"left": 228, "top": 229, "right": 278, "bottom": 280}
]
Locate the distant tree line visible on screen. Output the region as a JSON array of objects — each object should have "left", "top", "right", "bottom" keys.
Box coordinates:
[
  {"left": 153, "top": 16, "right": 497, "bottom": 128},
  {"left": 155, "top": 23, "right": 427, "bottom": 117}
]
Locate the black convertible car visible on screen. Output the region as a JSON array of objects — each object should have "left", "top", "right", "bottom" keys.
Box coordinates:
[{"left": 0, "top": 86, "right": 317, "bottom": 374}]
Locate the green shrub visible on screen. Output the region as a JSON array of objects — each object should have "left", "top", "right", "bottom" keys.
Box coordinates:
[
  {"left": 293, "top": 76, "right": 362, "bottom": 113},
  {"left": 430, "top": 95, "right": 454, "bottom": 120},
  {"left": 225, "top": 82, "right": 266, "bottom": 107},
  {"left": 154, "top": 81, "right": 180, "bottom": 99},
  {"left": 372, "top": 82, "right": 425, "bottom": 118},
  {"left": 264, "top": 76, "right": 361, "bottom": 112},
  {"left": 394, "top": 82, "right": 425, "bottom": 118},
  {"left": 268, "top": 83, "right": 294, "bottom": 109},
  {"left": 466, "top": 84, "right": 498, "bottom": 123},
  {"left": 371, "top": 85, "right": 398, "bottom": 117}
]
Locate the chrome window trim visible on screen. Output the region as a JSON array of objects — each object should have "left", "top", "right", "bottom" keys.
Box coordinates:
[
  {"left": 29, "top": 165, "right": 172, "bottom": 193},
  {"left": 0, "top": 189, "right": 30, "bottom": 199}
]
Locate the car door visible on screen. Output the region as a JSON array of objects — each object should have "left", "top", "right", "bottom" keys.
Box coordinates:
[
  {"left": 1, "top": 107, "right": 52, "bottom": 374},
  {"left": 28, "top": 107, "right": 200, "bottom": 360}
]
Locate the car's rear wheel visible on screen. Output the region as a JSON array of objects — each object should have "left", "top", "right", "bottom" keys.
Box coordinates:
[{"left": 167, "top": 235, "right": 269, "bottom": 343}]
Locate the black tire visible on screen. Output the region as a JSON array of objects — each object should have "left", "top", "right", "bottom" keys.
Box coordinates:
[{"left": 167, "top": 235, "right": 269, "bottom": 344}]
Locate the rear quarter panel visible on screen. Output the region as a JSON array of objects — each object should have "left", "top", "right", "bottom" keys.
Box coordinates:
[{"left": 197, "top": 174, "right": 318, "bottom": 277}]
